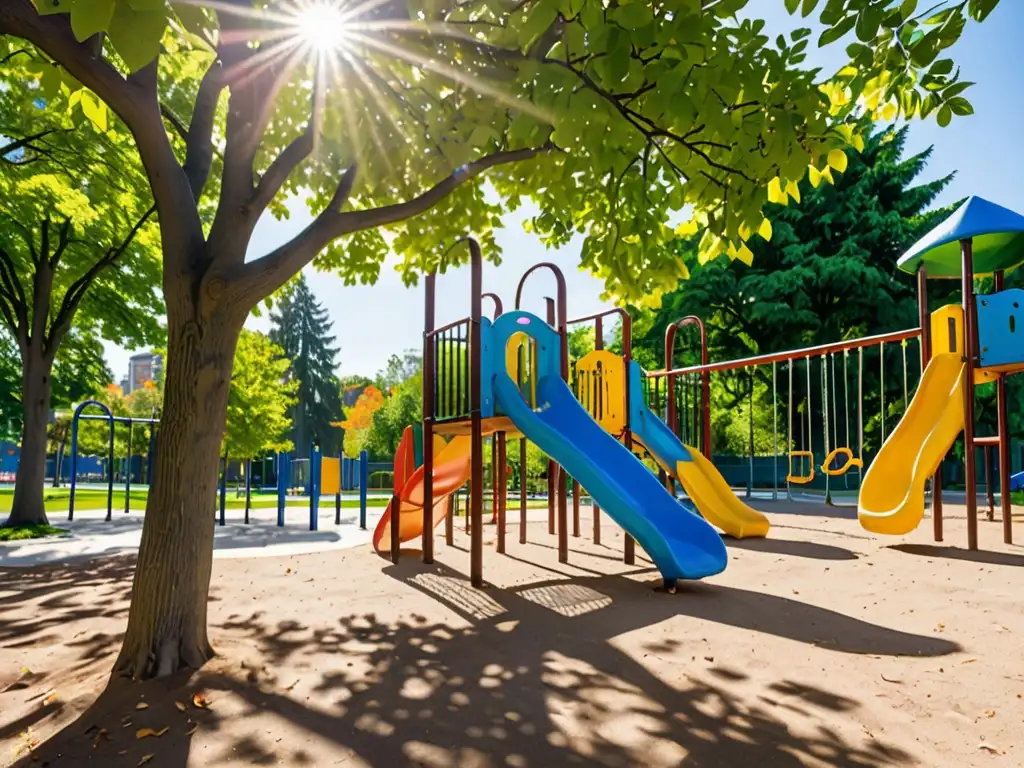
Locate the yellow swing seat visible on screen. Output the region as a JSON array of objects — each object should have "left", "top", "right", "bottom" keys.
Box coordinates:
[
  {"left": 820, "top": 447, "right": 863, "bottom": 477},
  {"left": 786, "top": 450, "right": 815, "bottom": 484}
]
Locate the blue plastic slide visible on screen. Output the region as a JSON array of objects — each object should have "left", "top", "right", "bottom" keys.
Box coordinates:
[{"left": 490, "top": 312, "right": 727, "bottom": 584}]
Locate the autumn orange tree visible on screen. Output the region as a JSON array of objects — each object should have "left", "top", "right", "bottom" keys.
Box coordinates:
[{"left": 0, "top": 0, "right": 998, "bottom": 678}]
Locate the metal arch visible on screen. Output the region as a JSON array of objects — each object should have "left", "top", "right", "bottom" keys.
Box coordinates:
[
  {"left": 481, "top": 292, "right": 504, "bottom": 320},
  {"left": 664, "top": 316, "right": 710, "bottom": 458},
  {"left": 69, "top": 399, "right": 115, "bottom": 522},
  {"left": 514, "top": 262, "right": 569, "bottom": 379}
]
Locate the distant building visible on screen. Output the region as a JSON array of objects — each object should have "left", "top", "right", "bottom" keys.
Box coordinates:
[
  {"left": 125, "top": 352, "right": 163, "bottom": 394},
  {"left": 119, "top": 376, "right": 130, "bottom": 394}
]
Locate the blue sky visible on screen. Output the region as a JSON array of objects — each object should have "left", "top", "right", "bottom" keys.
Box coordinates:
[{"left": 103, "top": 2, "right": 1024, "bottom": 382}]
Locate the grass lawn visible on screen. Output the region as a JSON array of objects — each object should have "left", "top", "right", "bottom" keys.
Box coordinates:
[
  {"left": 1, "top": 487, "right": 558, "bottom": 516},
  {"left": 0, "top": 487, "right": 391, "bottom": 514},
  {"left": 0, "top": 523, "right": 70, "bottom": 541}
]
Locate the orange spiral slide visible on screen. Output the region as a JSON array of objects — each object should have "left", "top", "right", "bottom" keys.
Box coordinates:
[{"left": 372, "top": 431, "right": 473, "bottom": 552}]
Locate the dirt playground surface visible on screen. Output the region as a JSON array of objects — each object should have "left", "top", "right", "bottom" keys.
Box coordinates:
[{"left": 1, "top": 501, "right": 1023, "bottom": 767}]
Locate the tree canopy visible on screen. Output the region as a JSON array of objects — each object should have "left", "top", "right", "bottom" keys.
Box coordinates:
[
  {"left": 223, "top": 329, "right": 297, "bottom": 460},
  {"left": 4, "top": 0, "right": 997, "bottom": 302}
]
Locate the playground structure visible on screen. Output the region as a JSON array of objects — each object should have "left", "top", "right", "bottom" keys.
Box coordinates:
[
  {"left": 65, "top": 399, "right": 374, "bottom": 530},
  {"left": 860, "top": 195, "right": 1024, "bottom": 547},
  {"left": 67, "top": 399, "right": 160, "bottom": 522},
  {"left": 374, "top": 239, "right": 773, "bottom": 589},
  {"left": 372, "top": 196, "right": 1024, "bottom": 589}
]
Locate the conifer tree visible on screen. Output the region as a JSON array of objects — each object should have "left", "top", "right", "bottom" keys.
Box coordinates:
[
  {"left": 269, "top": 275, "right": 342, "bottom": 456},
  {"left": 635, "top": 126, "right": 957, "bottom": 368}
]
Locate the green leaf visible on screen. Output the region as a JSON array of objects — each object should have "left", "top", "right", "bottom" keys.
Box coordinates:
[
  {"left": 942, "top": 80, "right": 974, "bottom": 99},
  {"left": 929, "top": 58, "right": 954, "bottom": 75},
  {"left": 106, "top": 5, "right": 169, "bottom": 72},
  {"left": 32, "top": 0, "right": 73, "bottom": 16},
  {"left": 785, "top": 0, "right": 800, "bottom": 13},
  {"left": 517, "top": 1, "right": 558, "bottom": 50},
  {"left": 611, "top": 4, "right": 653, "bottom": 31},
  {"left": 801, "top": 0, "right": 819, "bottom": 19},
  {"left": 947, "top": 96, "right": 974, "bottom": 116},
  {"left": 968, "top": 0, "right": 999, "bottom": 21},
  {"left": 936, "top": 104, "right": 952, "bottom": 126},
  {"left": 171, "top": 2, "right": 212, "bottom": 38},
  {"left": 855, "top": 7, "right": 881, "bottom": 42},
  {"left": 70, "top": 0, "right": 116, "bottom": 41},
  {"left": 818, "top": 14, "right": 856, "bottom": 46}
]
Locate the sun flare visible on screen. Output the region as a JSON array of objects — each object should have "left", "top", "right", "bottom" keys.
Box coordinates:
[{"left": 295, "top": 2, "right": 349, "bottom": 52}]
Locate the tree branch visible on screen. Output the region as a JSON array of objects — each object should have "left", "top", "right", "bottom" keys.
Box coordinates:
[
  {"left": 249, "top": 76, "right": 323, "bottom": 217},
  {"left": 49, "top": 218, "right": 73, "bottom": 269},
  {"left": 0, "top": 0, "right": 203, "bottom": 260},
  {"left": 236, "top": 143, "right": 552, "bottom": 305},
  {"left": 0, "top": 249, "right": 28, "bottom": 345},
  {"left": 0, "top": 129, "right": 68, "bottom": 159},
  {"left": 183, "top": 59, "right": 225, "bottom": 199},
  {"left": 48, "top": 205, "right": 157, "bottom": 350}
]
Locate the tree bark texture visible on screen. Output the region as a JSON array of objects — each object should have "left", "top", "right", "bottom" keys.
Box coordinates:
[
  {"left": 4, "top": 349, "right": 54, "bottom": 527},
  {"left": 113, "top": 298, "right": 242, "bottom": 679}
]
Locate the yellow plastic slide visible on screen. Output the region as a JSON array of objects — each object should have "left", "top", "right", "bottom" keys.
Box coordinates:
[
  {"left": 858, "top": 353, "right": 965, "bottom": 535},
  {"left": 675, "top": 448, "right": 771, "bottom": 539}
]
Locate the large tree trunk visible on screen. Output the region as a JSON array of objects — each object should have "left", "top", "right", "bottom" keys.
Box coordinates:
[
  {"left": 113, "top": 300, "right": 242, "bottom": 679},
  {"left": 4, "top": 349, "right": 54, "bottom": 528}
]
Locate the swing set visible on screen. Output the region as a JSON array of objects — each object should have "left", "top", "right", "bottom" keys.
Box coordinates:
[{"left": 648, "top": 324, "right": 922, "bottom": 506}]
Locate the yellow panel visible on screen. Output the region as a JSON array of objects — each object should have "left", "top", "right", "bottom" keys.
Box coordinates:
[
  {"left": 929, "top": 303, "right": 999, "bottom": 383},
  {"left": 573, "top": 350, "right": 626, "bottom": 435},
  {"left": 930, "top": 304, "right": 963, "bottom": 356},
  {"left": 320, "top": 457, "right": 341, "bottom": 496},
  {"left": 504, "top": 332, "right": 537, "bottom": 407}
]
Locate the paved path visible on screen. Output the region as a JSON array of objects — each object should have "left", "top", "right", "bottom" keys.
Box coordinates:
[
  {"left": 0, "top": 500, "right": 560, "bottom": 567},
  {"left": 0, "top": 502, "right": 389, "bottom": 567}
]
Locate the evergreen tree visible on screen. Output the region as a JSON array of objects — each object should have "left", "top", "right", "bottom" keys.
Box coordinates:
[
  {"left": 635, "top": 125, "right": 957, "bottom": 370},
  {"left": 269, "top": 275, "right": 343, "bottom": 457},
  {"left": 632, "top": 125, "right": 959, "bottom": 455}
]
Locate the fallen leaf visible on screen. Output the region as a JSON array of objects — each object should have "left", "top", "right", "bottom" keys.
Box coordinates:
[
  {"left": 286, "top": 567, "right": 291, "bottom": 574},
  {"left": 41, "top": 690, "right": 57, "bottom": 705},
  {"left": 936, "top": 623, "right": 945, "bottom": 631},
  {"left": 880, "top": 673, "right": 901, "bottom": 683},
  {"left": 192, "top": 693, "right": 210, "bottom": 708},
  {"left": 186, "top": 723, "right": 199, "bottom": 736},
  {"left": 135, "top": 727, "right": 169, "bottom": 739},
  {"left": 174, "top": 701, "right": 186, "bottom": 712},
  {"left": 118, "top": 750, "right": 127, "bottom": 756},
  {"left": 139, "top": 755, "right": 155, "bottom": 766},
  {"left": 983, "top": 709, "right": 996, "bottom": 718},
  {"left": 135, "top": 702, "right": 149, "bottom": 710},
  {"left": 978, "top": 743, "right": 1003, "bottom": 755},
  {"left": 961, "top": 658, "right": 978, "bottom": 664}
]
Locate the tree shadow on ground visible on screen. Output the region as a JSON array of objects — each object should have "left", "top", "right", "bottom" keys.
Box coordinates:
[
  {"left": 889, "top": 543, "right": 1024, "bottom": 568},
  {"left": 725, "top": 537, "right": 858, "bottom": 561},
  {"left": 10, "top": 552, "right": 959, "bottom": 767}
]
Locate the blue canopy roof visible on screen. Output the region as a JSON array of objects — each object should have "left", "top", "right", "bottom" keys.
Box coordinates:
[{"left": 897, "top": 196, "right": 1024, "bottom": 278}]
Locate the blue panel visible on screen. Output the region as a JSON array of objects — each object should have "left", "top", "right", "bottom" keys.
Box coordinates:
[
  {"left": 976, "top": 289, "right": 1024, "bottom": 368},
  {"left": 489, "top": 311, "right": 726, "bottom": 583},
  {"left": 480, "top": 318, "right": 495, "bottom": 418}
]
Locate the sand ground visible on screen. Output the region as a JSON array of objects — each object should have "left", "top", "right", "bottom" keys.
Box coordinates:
[{"left": 1, "top": 500, "right": 1023, "bottom": 767}]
